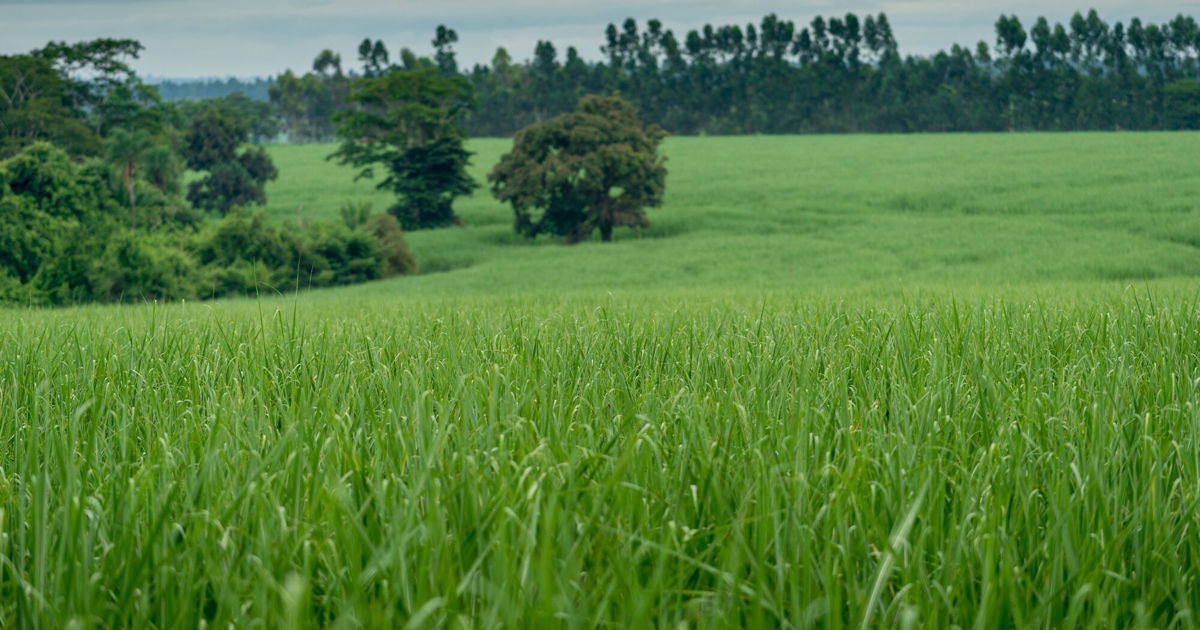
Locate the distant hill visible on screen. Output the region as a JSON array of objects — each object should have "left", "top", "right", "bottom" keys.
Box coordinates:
[{"left": 147, "top": 77, "right": 273, "bottom": 101}]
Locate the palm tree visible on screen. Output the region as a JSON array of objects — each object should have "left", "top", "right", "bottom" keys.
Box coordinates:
[
  {"left": 104, "top": 128, "right": 153, "bottom": 227},
  {"left": 139, "top": 145, "right": 182, "bottom": 196}
]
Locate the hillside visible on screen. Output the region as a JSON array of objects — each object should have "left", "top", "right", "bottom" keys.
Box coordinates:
[{"left": 262, "top": 132, "right": 1200, "bottom": 298}]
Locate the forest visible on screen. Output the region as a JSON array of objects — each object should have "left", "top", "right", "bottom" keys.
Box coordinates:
[{"left": 258, "top": 9, "right": 1200, "bottom": 139}]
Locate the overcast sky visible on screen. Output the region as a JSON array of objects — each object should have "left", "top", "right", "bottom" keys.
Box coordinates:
[{"left": 1, "top": 0, "right": 1195, "bottom": 79}]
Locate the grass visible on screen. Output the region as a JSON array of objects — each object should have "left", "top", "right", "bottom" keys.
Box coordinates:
[
  {"left": 265, "top": 133, "right": 1200, "bottom": 292},
  {"left": 3, "top": 132, "right": 1200, "bottom": 627}
]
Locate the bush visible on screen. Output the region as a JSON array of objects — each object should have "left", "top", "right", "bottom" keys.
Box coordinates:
[
  {"left": 189, "top": 208, "right": 417, "bottom": 298},
  {"left": 191, "top": 209, "right": 296, "bottom": 297},
  {"left": 0, "top": 141, "right": 417, "bottom": 307},
  {"left": 87, "top": 232, "right": 199, "bottom": 302},
  {"left": 369, "top": 213, "right": 417, "bottom": 276},
  {"left": 3, "top": 142, "right": 75, "bottom": 203},
  {"left": 295, "top": 221, "right": 381, "bottom": 287},
  {"left": 198, "top": 259, "right": 283, "bottom": 300},
  {"left": 337, "top": 200, "right": 417, "bottom": 276},
  {"left": 0, "top": 195, "right": 68, "bottom": 284},
  {"left": 193, "top": 209, "right": 294, "bottom": 268}
]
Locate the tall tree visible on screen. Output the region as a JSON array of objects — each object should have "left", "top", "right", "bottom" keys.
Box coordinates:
[
  {"left": 34, "top": 38, "right": 163, "bottom": 137},
  {"left": 433, "top": 25, "right": 460, "bottom": 75},
  {"left": 183, "top": 109, "right": 277, "bottom": 213},
  {"left": 0, "top": 54, "right": 98, "bottom": 158},
  {"left": 330, "top": 66, "right": 477, "bottom": 230}
]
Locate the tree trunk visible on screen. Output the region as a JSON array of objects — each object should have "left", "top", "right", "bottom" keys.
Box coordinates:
[{"left": 599, "top": 223, "right": 613, "bottom": 242}]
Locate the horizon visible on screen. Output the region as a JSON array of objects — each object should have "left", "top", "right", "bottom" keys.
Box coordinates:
[{"left": 2, "top": 1, "right": 1196, "bottom": 79}]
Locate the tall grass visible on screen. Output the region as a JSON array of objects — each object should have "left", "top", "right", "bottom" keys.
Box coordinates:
[
  {"left": 5, "top": 132, "right": 1199, "bottom": 626},
  {"left": 3, "top": 285, "right": 1200, "bottom": 627}
]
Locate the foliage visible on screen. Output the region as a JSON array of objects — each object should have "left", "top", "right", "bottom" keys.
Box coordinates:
[
  {"left": 333, "top": 202, "right": 418, "bottom": 276},
  {"left": 1164, "top": 79, "right": 1200, "bottom": 129},
  {"left": 0, "top": 194, "right": 69, "bottom": 286},
  {"left": 104, "top": 127, "right": 153, "bottom": 226},
  {"left": 2, "top": 35, "right": 182, "bottom": 192},
  {"left": 367, "top": 213, "right": 417, "bottom": 276},
  {"left": 191, "top": 209, "right": 297, "bottom": 296},
  {"left": 0, "top": 140, "right": 412, "bottom": 306},
  {"left": 35, "top": 38, "right": 168, "bottom": 137},
  {"left": 294, "top": 220, "right": 384, "bottom": 286},
  {"left": 2, "top": 142, "right": 120, "bottom": 222},
  {"left": 337, "top": 198, "right": 374, "bottom": 229},
  {"left": 330, "top": 66, "right": 477, "bottom": 230},
  {"left": 490, "top": 94, "right": 667, "bottom": 242},
  {"left": 191, "top": 208, "right": 415, "bottom": 297},
  {"left": 433, "top": 25, "right": 460, "bottom": 75},
  {"left": 6, "top": 287, "right": 1200, "bottom": 627},
  {"left": 139, "top": 144, "right": 183, "bottom": 196},
  {"left": 174, "top": 92, "right": 280, "bottom": 143},
  {"left": 453, "top": 11, "right": 1200, "bottom": 136},
  {"left": 86, "top": 230, "right": 199, "bottom": 302},
  {"left": 0, "top": 54, "right": 98, "bottom": 158},
  {"left": 0, "top": 143, "right": 125, "bottom": 304},
  {"left": 184, "top": 109, "right": 278, "bottom": 213}
]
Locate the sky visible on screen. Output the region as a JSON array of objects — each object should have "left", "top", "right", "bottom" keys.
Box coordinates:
[{"left": 1, "top": 0, "right": 1195, "bottom": 79}]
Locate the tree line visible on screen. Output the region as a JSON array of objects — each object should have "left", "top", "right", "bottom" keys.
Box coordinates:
[
  {"left": 153, "top": 77, "right": 272, "bottom": 102},
  {"left": 262, "top": 9, "right": 1200, "bottom": 141},
  {"left": 2, "top": 9, "right": 1198, "bottom": 304}
]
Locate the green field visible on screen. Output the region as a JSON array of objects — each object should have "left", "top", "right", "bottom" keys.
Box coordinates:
[
  {"left": 3, "top": 133, "right": 1200, "bottom": 628},
  {"left": 265, "top": 133, "right": 1200, "bottom": 293}
]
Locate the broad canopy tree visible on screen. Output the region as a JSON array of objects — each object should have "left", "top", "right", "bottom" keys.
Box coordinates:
[
  {"left": 183, "top": 109, "right": 277, "bottom": 213},
  {"left": 330, "top": 66, "right": 476, "bottom": 230},
  {"left": 0, "top": 54, "right": 99, "bottom": 158},
  {"left": 489, "top": 94, "right": 667, "bottom": 242}
]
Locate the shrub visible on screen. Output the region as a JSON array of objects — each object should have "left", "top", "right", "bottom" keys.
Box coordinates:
[
  {"left": 0, "top": 141, "right": 417, "bottom": 307},
  {"left": 189, "top": 208, "right": 416, "bottom": 297},
  {"left": 191, "top": 209, "right": 296, "bottom": 296},
  {"left": 369, "top": 213, "right": 417, "bottom": 276},
  {"left": 87, "top": 232, "right": 199, "bottom": 302}
]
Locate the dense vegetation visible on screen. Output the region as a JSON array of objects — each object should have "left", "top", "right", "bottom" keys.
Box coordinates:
[
  {"left": 260, "top": 9, "right": 1200, "bottom": 141},
  {"left": 0, "top": 40, "right": 416, "bottom": 305}
]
